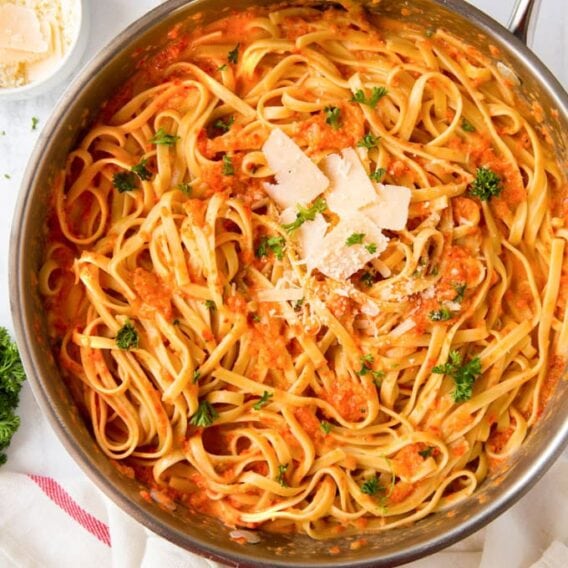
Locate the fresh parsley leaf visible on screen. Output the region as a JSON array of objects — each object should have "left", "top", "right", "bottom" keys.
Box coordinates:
[
  {"left": 0, "top": 327, "right": 26, "bottom": 466},
  {"left": 372, "top": 370, "right": 385, "bottom": 385},
  {"left": 346, "top": 232, "right": 365, "bottom": 246},
  {"left": 361, "top": 475, "right": 384, "bottom": 496},
  {"left": 31, "top": 116, "right": 39, "bottom": 131},
  {"left": 469, "top": 167, "right": 503, "bottom": 201},
  {"left": 115, "top": 320, "right": 139, "bottom": 350},
  {"left": 218, "top": 63, "right": 228, "bottom": 71},
  {"left": 357, "top": 354, "right": 381, "bottom": 377},
  {"left": 190, "top": 400, "right": 218, "bottom": 427},
  {"left": 113, "top": 171, "right": 138, "bottom": 193},
  {"left": 461, "top": 119, "right": 476, "bottom": 132},
  {"left": 432, "top": 350, "right": 481, "bottom": 403},
  {"left": 351, "top": 87, "right": 388, "bottom": 108},
  {"left": 228, "top": 44, "right": 240, "bottom": 64},
  {"left": 193, "top": 370, "right": 201, "bottom": 384},
  {"left": 204, "top": 300, "right": 216, "bottom": 311},
  {"left": 251, "top": 314, "right": 261, "bottom": 322},
  {"left": 177, "top": 182, "right": 192, "bottom": 195},
  {"left": 365, "top": 243, "right": 377, "bottom": 254},
  {"left": 369, "top": 167, "right": 386, "bottom": 182},
  {"left": 293, "top": 298, "right": 305, "bottom": 312},
  {"left": 214, "top": 115, "right": 234, "bottom": 133},
  {"left": 282, "top": 197, "right": 327, "bottom": 233},
  {"left": 222, "top": 154, "right": 234, "bottom": 176},
  {"left": 361, "top": 353, "right": 374, "bottom": 364},
  {"left": 429, "top": 308, "right": 453, "bottom": 322},
  {"left": 256, "top": 236, "right": 286, "bottom": 261},
  {"left": 357, "top": 133, "right": 380, "bottom": 150},
  {"left": 453, "top": 282, "right": 467, "bottom": 303},
  {"left": 320, "top": 421, "right": 331, "bottom": 434},
  {"left": 419, "top": 446, "right": 434, "bottom": 459},
  {"left": 276, "top": 463, "right": 288, "bottom": 487},
  {"left": 131, "top": 158, "right": 152, "bottom": 181},
  {"left": 324, "top": 106, "right": 341, "bottom": 130},
  {"left": 4, "top": 174, "right": 10, "bottom": 180},
  {"left": 150, "top": 128, "right": 179, "bottom": 146},
  {"left": 253, "top": 391, "right": 273, "bottom": 410}
]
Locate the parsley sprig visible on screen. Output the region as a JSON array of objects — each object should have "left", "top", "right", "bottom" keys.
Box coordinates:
[
  {"left": 346, "top": 232, "right": 365, "bottom": 246},
  {"left": 113, "top": 171, "right": 138, "bottom": 193},
  {"left": 351, "top": 87, "right": 388, "bottom": 108},
  {"left": 356, "top": 354, "right": 384, "bottom": 382},
  {"left": 369, "top": 167, "right": 386, "bottom": 183},
  {"left": 324, "top": 106, "right": 341, "bottom": 130},
  {"left": 0, "top": 328, "right": 26, "bottom": 466},
  {"left": 469, "top": 167, "right": 503, "bottom": 201},
  {"left": 132, "top": 158, "right": 152, "bottom": 181},
  {"left": 276, "top": 463, "right": 289, "bottom": 487},
  {"left": 115, "top": 321, "right": 139, "bottom": 350},
  {"left": 282, "top": 197, "right": 327, "bottom": 233},
  {"left": 214, "top": 115, "right": 234, "bottom": 133},
  {"left": 432, "top": 350, "right": 481, "bottom": 402},
  {"left": 357, "top": 133, "right": 380, "bottom": 150},
  {"left": 150, "top": 128, "right": 180, "bottom": 146},
  {"left": 429, "top": 308, "right": 453, "bottom": 322},
  {"left": 361, "top": 475, "right": 385, "bottom": 496},
  {"left": 253, "top": 391, "right": 273, "bottom": 410},
  {"left": 228, "top": 44, "right": 239, "bottom": 64},
  {"left": 256, "top": 236, "right": 286, "bottom": 261},
  {"left": 222, "top": 154, "right": 235, "bottom": 176},
  {"left": 190, "top": 400, "right": 218, "bottom": 427}
]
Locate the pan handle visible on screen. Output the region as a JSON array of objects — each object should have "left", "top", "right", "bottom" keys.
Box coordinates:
[{"left": 507, "top": 0, "right": 542, "bottom": 46}]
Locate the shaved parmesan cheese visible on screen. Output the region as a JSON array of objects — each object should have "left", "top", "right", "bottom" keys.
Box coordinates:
[
  {"left": 262, "top": 129, "right": 329, "bottom": 209},
  {"left": 391, "top": 318, "right": 416, "bottom": 337},
  {"left": 311, "top": 213, "right": 388, "bottom": 280},
  {"left": 322, "top": 148, "right": 377, "bottom": 215},
  {"left": 363, "top": 184, "right": 411, "bottom": 231},
  {"left": 280, "top": 209, "right": 328, "bottom": 270},
  {"left": 0, "top": 5, "right": 47, "bottom": 54},
  {"left": 257, "top": 288, "right": 305, "bottom": 302}
]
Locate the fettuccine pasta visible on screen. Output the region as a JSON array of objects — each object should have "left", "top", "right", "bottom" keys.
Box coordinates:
[{"left": 39, "top": 3, "right": 568, "bottom": 539}]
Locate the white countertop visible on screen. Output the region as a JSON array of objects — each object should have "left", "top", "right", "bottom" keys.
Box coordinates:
[{"left": 1, "top": 1, "right": 567, "bottom": 567}]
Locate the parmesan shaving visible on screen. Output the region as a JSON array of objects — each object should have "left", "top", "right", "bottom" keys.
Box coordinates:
[{"left": 390, "top": 318, "right": 416, "bottom": 337}]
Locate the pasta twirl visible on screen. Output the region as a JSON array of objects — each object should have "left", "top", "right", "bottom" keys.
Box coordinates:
[{"left": 40, "top": 4, "right": 568, "bottom": 539}]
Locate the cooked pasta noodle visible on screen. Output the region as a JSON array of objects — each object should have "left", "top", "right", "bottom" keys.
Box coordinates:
[{"left": 40, "top": 3, "right": 568, "bottom": 539}]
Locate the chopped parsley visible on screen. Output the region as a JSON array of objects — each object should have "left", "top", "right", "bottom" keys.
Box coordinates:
[
  {"left": 351, "top": 87, "right": 388, "bottom": 108},
  {"left": 115, "top": 321, "right": 139, "bottom": 350},
  {"left": 253, "top": 391, "right": 273, "bottom": 410},
  {"left": 0, "top": 327, "right": 26, "bottom": 467},
  {"left": 357, "top": 132, "right": 380, "bottom": 150},
  {"left": 356, "top": 354, "right": 384, "bottom": 381},
  {"left": 369, "top": 167, "right": 386, "bottom": 183},
  {"left": 214, "top": 115, "right": 234, "bottom": 133},
  {"left": 469, "top": 167, "right": 503, "bottom": 201},
  {"left": 222, "top": 154, "right": 234, "bottom": 176},
  {"left": 276, "top": 463, "right": 288, "bottom": 487},
  {"left": 190, "top": 400, "right": 218, "bottom": 427},
  {"left": 131, "top": 158, "right": 152, "bottom": 181},
  {"left": 361, "top": 475, "right": 384, "bottom": 496},
  {"left": 282, "top": 197, "right": 327, "bottom": 233},
  {"left": 419, "top": 446, "right": 435, "bottom": 459},
  {"left": 432, "top": 350, "right": 482, "bottom": 403},
  {"left": 113, "top": 171, "right": 138, "bottom": 193},
  {"left": 346, "top": 232, "right": 365, "bottom": 246},
  {"left": 372, "top": 370, "right": 385, "bottom": 386},
  {"left": 453, "top": 282, "right": 467, "bottom": 303},
  {"left": 360, "top": 271, "right": 375, "bottom": 287},
  {"left": 461, "top": 119, "right": 476, "bottom": 132},
  {"left": 177, "top": 182, "right": 192, "bottom": 195},
  {"left": 251, "top": 314, "right": 261, "bottom": 322},
  {"left": 228, "top": 44, "right": 240, "bottom": 64},
  {"left": 204, "top": 300, "right": 216, "bottom": 311},
  {"left": 256, "top": 235, "right": 286, "bottom": 261},
  {"left": 31, "top": 116, "right": 40, "bottom": 130},
  {"left": 4, "top": 174, "right": 10, "bottom": 180},
  {"left": 150, "top": 128, "right": 179, "bottom": 146},
  {"left": 425, "top": 27, "right": 435, "bottom": 38},
  {"left": 429, "top": 308, "right": 453, "bottom": 322},
  {"left": 218, "top": 63, "right": 228, "bottom": 71},
  {"left": 324, "top": 105, "right": 341, "bottom": 130},
  {"left": 320, "top": 421, "right": 331, "bottom": 434},
  {"left": 192, "top": 370, "right": 201, "bottom": 384},
  {"left": 0, "top": 131, "right": 5, "bottom": 136},
  {"left": 293, "top": 298, "right": 305, "bottom": 312},
  {"left": 365, "top": 243, "right": 377, "bottom": 254}
]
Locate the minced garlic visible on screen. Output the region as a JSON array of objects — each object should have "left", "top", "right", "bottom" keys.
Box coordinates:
[{"left": 0, "top": 0, "right": 80, "bottom": 89}]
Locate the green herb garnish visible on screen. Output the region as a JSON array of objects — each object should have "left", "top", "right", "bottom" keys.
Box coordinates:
[
  {"left": 320, "top": 421, "right": 331, "bottom": 434},
  {"left": 31, "top": 116, "right": 39, "bottom": 131},
  {"left": 115, "top": 320, "right": 139, "bottom": 350},
  {"left": 365, "top": 243, "right": 377, "bottom": 254},
  {"left": 361, "top": 475, "right": 384, "bottom": 496},
  {"left": 190, "top": 400, "right": 218, "bottom": 427},
  {"left": 432, "top": 350, "right": 481, "bottom": 402},
  {"left": 0, "top": 328, "right": 26, "bottom": 467},
  {"left": 113, "top": 171, "right": 138, "bottom": 193},
  {"left": 461, "top": 119, "right": 476, "bottom": 132},
  {"left": 177, "top": 182, "right": 192, "bottom": 195},
  {"left": 429, "top": 308, "right": 453, "bottom": 322},
  {"left": 357, "top": 133, "right": 380, "bottom": 150},
  {"left": 346, "top": 233, "right": 365, "bottom": 246},
  {"left": 253, "top": 391, "right": 273, "bottom": 410},
  {"left": 360, "top": 271, "right": 375, "bottom": 287},
  {"left": 193, "top": 370, "right": 201, "bottom": 384},
  {"left": 453, "top": 282, "right": 467, "bottom": 303},
  {"left": 469, "top": 167, "right": 503, "bottom": 201},
  {"left": 222, "top": 154, "right": 235, "bottom": 176},
  {"left": 150, "top": 128, "right": 179, "bottom": 146},
  {"left": 369, "top": 167, "right": 386, "bottom": 183},
  {"left": 282, "top": 197, "right": 327, "bottom": 233},
  {"left": 419, "top": 446, "right": 434, "bottom": 459},
  {"left": 228, "top": 44, "right": 240, "bottom": 64},
  {"left": 204, "top": 300, "right": 216, "bottom": 311},
  {"left": 351, "top": 87, "right": 388, "bottom": 109},
  {"left": 218, "top": 63, "right": 228, "bottom": 71},
  {"left": 214, "top": 115, "right": 234, "bottom": 133},
  {"left": 324, "top": 105, "right": 341, "bottom": 130},
  {"left": 132, "top": 158, "right": 152, "bottom": 181},
  {"left": 256, "top": 236, "right": 286, "bottom": 261}
]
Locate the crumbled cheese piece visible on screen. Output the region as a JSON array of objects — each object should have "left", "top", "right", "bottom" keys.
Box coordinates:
[
  {"left": 363, "top": 184, "right": 412, "bottom": 231},
  {"left": 422, "top": 286, "right": 436, "bottom": 299},
  {"left": 444, "top": 301, "right": 462, "bottom": 311},
  {"left": 262, "top": 128, "right": 329, "bottom": 209},
  {"left": 361, "top": 301, "right": 380, "bottom": 316},
  {"left": 311, "top": 213, "right": 388, "bottom": 280},
  {"left": 280, "top": 209, "right": 328, "bottom": 271},
  {"left": 322, "top": 148, "right": 377, "bottom": 215}
]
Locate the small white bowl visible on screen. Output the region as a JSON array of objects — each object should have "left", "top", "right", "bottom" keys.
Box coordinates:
[{"left": 0, "top": 0, "right": 90, "bottom": 101}]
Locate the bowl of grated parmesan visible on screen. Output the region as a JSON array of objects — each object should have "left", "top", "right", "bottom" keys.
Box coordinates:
[{"left": 0, "top": 0, "right": 88, "bottom": 100}]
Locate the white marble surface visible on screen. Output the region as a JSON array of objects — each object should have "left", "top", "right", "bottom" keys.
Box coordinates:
[{"left": 0, "top": 0, "right": 567, "bottom": 566}]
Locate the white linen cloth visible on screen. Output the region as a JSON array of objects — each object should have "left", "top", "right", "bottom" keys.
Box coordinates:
[{"left": 0, "top": 1, "right": 567, "bottom": 566}]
